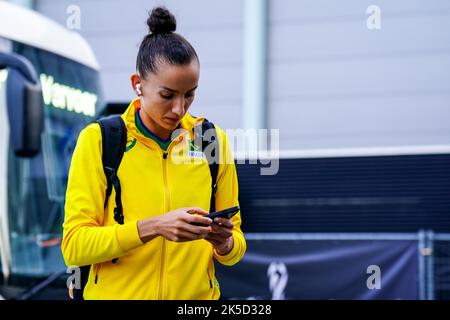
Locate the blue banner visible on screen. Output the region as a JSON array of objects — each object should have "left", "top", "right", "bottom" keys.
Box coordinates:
[{"left": 216, "top": 238, "right": 419, "bottom": 299}]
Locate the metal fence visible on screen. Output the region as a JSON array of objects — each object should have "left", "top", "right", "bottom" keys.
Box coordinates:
[{"left": 433, "top": 233, "right": 450, "bottom": 300}]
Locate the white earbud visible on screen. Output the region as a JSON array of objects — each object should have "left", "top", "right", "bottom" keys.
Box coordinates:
[{"left": 136, "top": 83, "right": 142, "bottom": 96}]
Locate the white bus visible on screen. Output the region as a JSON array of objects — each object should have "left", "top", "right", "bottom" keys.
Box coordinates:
[{"left": 0, "top": 2, "right": 103, "bottom": 299}]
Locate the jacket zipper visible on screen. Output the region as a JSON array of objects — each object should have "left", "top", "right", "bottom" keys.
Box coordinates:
[
  {"left": 158, "top": 150, "right": 171, "bottom": 299},
  {"left": 141, "top": 136, "right": 180, "bottom": 299}
]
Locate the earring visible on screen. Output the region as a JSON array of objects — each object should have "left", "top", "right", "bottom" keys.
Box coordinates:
[{"left": 136, "top": 83, "right": 142, "bottom": 96}]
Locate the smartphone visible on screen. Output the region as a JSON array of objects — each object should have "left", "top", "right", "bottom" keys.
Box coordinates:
[
  {"left": 191, "top": 206, "right": 240, "bottom": 226},
  {"left": 206, "top": 205, "right": 240, "bottom": 220}
]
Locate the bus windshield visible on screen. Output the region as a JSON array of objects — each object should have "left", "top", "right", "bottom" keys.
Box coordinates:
[{"left": 4, "top": 42, "right": 103, "bottom": 277}]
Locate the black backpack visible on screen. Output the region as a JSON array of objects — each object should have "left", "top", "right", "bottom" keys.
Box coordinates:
[{"left": 71, "top": 115, "right": 219, "bottom": 300}]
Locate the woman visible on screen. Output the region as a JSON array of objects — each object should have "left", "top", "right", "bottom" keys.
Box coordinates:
[{"left": 62, "top": 7, "right": 246, "bottom": 300}]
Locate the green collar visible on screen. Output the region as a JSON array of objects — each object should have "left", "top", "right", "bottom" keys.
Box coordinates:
[{"left": 135, "top": 110, "right": 172, "bottom": 151}]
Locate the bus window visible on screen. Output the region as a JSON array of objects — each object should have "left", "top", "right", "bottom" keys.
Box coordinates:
[{"left": 6, "top": 45, "right": 103, "bottom": 277}]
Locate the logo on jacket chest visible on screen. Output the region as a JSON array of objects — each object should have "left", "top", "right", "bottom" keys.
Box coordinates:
[
  {"left": 187, "top": 139, "right": 205, "bottom": 159},
  {"left": 125, "top": 138, "right": 137, "bottom": 152}
]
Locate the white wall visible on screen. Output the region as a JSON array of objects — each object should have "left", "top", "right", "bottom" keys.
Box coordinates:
[{"left": 268, "top": 0, "right": 450, "bottom": 149}]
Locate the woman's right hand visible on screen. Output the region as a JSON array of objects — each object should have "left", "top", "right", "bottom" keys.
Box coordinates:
[{"left": 138, "top": 207, "right": 212, "bottom": 243}]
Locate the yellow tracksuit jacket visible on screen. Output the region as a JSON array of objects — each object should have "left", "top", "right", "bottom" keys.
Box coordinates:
[{"left": 61, "top": 98, "right": 246, "bottom": 299}]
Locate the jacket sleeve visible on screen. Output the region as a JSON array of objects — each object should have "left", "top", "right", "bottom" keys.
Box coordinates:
[
  {"left": 212, "top": 127, "right": 247, "bottom": 266},
  {"left": 61, "top": 124, "right": 143, "bottom": 267}
]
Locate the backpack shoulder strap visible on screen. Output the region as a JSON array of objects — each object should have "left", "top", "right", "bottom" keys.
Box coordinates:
[
  {"left": 70, "top": 116, "right": 126, "bottom": 299},
  {"left": 70, "top": 116, "right": 126, "bottom": 300},
  {"left": 96, "top": 115, "right": 127, "bottom": 225},
  {"left": 194, "top": 118, "right": 219, "bottom": 213}
]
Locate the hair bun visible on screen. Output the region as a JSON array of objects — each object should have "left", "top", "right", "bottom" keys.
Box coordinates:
[{"left": 147, "top": 7, "right": 176, "bottom": 34}]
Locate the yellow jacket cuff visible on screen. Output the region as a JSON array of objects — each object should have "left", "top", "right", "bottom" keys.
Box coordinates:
[
  {"left": 213, "top": 233, "right": 243, "bottom": 266},
  {"left": 115, "top": 220, "right": 144, "bottom": 253}
]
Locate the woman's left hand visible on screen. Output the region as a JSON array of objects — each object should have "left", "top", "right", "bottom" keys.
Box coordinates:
[{"left": 205, "top": 217, "right": 234, "bottom": 255}]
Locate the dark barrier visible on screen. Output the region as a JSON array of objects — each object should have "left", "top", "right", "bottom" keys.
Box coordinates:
[{"left": 216, "top": 233, "right": 424, "bottom": 300}]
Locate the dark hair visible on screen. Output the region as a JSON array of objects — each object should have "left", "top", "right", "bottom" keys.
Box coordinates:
[{"left": 136, "top": 7, "right": 199, "bottom": 79}]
